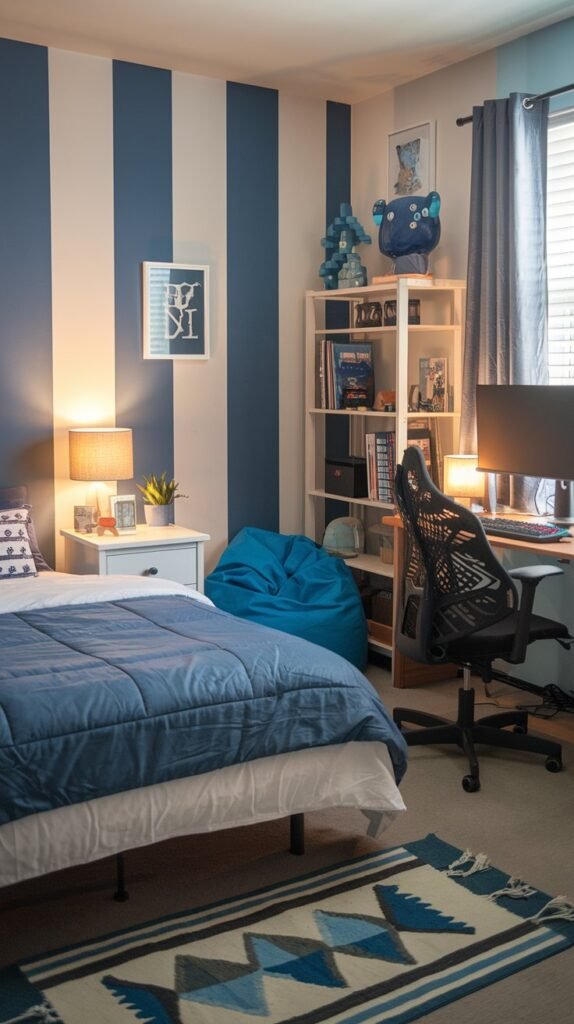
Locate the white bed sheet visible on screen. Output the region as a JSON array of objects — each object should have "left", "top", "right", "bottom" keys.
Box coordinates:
[
  {"left": 0, "top": 572, "right": 405, "bottom": 888},
  {"left": 0, "top": 742, "right": 405, "bottom": 887},
  {"left": 0, "top": 570, "right": 214, "bottom": 613}
]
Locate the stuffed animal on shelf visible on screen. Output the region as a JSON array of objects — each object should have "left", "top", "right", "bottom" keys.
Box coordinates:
[{"left": 372, "top": 191, "right": 441, "bottom": 275}]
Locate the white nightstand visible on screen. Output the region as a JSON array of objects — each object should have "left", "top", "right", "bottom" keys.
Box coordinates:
[{"left": 59, "top": 525, "right": 211, "bottom": 592}]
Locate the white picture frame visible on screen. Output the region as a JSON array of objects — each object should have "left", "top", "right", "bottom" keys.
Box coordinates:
[
  {"left": 388, "top": 122, "right": 435, "bottom": 197},
  {"left": 110, "top": 494, "right": 137, "bottom": 533},
  {"left": 142, "top": 261, "right": 210, "bottom": 360}
]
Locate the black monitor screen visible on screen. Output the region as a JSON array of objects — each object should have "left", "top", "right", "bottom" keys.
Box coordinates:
[{"left": 476, "top": 385, "right": 574, "bottom": 482}]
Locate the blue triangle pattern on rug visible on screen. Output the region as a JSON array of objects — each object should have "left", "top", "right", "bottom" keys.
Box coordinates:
[
  {"left": 264, "top": 948, "right": 347, "bottom": 987},
  {"left": 375, "top": 883, "right": 475, "bottom": 934},
  {"left": 101, "top": 974, "right": 183, "bottom": 1024},
  {"left": 178, "top": 964, "right": 268, "bottom": 1016},
  {"left": 248, "top": 935, "right": 346, "bottom": 987},
  {"left": 7, "top": 836, "right": 573, "bottom": 1024},
  {"left": 249, "top": 936, "right": 301, "bottom": 968},
  {"left": 315, "top": 910, "right": 415, "bottom": 964}
]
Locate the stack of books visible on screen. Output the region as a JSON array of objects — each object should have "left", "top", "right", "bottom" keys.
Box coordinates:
[
  {"left": 365, "top": 424, "right": 438, "bottom": 504},
  {"left": 365, "top": 431, "right": 396, "bottom": 502},
  {"left": 317, "top": 340, "right": 374, "bottom": 410}
]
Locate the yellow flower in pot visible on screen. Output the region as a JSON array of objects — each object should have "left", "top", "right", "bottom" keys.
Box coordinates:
[{"left": 137, "top": 472, "right": 188, "bottom": 527}]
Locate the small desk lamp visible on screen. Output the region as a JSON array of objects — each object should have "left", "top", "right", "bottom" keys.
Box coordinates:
[
  {"left": 443, "top": 454, "right": 482, "bottom": 508},
  {"left": 69, "top": 427, "right": 134, "bottom": 520}
]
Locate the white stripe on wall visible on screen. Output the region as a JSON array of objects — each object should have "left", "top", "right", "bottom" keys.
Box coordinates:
[
  {"left": 278, "top": 93, "right": 326, "bottom": 535},
  {"left": 49, "top": 50, "right": 115, "bottom": 568},
  {"left": 172, "top": 73, "right": 228, "bottom": 573}
]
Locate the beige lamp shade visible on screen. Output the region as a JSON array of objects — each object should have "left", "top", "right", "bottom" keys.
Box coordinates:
[
  {"left": 443, "top": 454, "right": 481, "bottom": 499},
  {"left": 69, "top": 428, "right": 134, "bottom": 481}
]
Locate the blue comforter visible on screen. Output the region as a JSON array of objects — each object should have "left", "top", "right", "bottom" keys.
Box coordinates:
[{"left": 0, "top": 595, "right": 407, "bottom": 825}]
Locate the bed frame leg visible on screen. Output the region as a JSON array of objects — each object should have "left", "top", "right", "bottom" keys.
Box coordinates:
[
  {"left": 113, "top": 852, "right": 129, "bottom": 902},
  {"left": 290, "top": 813, "right": 305, "bottom": 855}
]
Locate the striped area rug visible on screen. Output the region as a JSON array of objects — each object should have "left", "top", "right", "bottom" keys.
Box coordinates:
[{"left": 1, "top": 834, "right": 573, "bottom": 1024}]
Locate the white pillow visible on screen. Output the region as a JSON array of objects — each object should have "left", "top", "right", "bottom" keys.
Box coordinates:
[{"left": 0, "top": 508, "right": 38, "bottom": 580}]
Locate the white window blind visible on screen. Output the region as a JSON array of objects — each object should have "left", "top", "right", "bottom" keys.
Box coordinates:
[{"left": 547, "top": 109, "right": 574, "bottom": 385}]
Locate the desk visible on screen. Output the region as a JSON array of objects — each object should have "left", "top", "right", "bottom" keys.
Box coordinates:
[{"left": 383, "top": 513, "right": 574, "bottom": 688}]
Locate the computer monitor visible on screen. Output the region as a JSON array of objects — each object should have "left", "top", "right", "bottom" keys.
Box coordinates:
[{"left": 476, "top": 384, "right": 574, "bottom": 521}]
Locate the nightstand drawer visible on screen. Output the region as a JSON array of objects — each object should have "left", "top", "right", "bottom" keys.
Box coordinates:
[{"left": 104, "top": 544, "right": 197, "bottom": 586}]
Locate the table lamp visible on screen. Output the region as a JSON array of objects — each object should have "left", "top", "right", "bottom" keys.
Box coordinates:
[
  {"left": 443, "top": 454, "right": 482, "bottom": 508},
  {"left": 69, "top": 427, "right": 134, "bottom": 520}
]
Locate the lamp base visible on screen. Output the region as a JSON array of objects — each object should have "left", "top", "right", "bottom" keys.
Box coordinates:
[{"left": 86, "top": 482, "right": 112, "bottom": 519}]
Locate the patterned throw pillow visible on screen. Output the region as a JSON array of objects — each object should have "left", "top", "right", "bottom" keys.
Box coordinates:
[{"left": 0, "top": 508, "right": 38, "bottom": 580}]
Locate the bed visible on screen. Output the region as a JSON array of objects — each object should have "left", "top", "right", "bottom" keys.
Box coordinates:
[{"left": 0, "top": 571, "right": 408, "bottom": 889}]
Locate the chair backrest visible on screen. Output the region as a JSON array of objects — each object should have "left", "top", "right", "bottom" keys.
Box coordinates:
[{"left": 395, "top": 445, "right": 517, "bottom": 664}]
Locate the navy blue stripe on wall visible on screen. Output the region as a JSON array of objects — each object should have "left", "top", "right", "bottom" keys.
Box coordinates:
[
  {"left": 325, "top": 100, "right": 352, "bottom": 523},
  {"left": 227, "top": 82, "right": 279, "bottom": 538},
  {"left": 0, "top": 39, "right": 54, "bottom": 565},
  {"left": 113, "top": 62, "right": 173, "bottom": 513}
]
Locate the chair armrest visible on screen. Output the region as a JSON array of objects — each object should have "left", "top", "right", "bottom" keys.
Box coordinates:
[
  {"left": 508, "top": 565, "right": 563, "bottom": 582},
  {"left": 508, "top": 564, "right": 563, "bottom": 662}
]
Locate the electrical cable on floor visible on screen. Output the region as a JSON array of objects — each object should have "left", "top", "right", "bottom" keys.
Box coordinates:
[
  {"left": 517, "top": 684, "right": 574, "bottom": 718},
  {"left": 482, "top": 680, "right": 574, "bottom": 717}
]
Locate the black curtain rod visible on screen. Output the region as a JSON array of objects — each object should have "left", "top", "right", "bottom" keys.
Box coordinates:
[{"left": 456, "top": 81, "right": 574, "bottom": 126}]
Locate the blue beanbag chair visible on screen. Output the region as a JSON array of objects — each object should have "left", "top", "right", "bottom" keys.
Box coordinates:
[{"left": 205, "top": 527, "right": 368, "bottom": 669}]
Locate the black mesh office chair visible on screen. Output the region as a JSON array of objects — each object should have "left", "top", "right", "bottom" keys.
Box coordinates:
[{"left": 393, "top": 445, "right": 570, "bottom": 792}]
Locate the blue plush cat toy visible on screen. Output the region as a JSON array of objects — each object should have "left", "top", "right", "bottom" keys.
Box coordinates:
[{"left": 373, "top": 191, "right": 441, "bottom": 275}]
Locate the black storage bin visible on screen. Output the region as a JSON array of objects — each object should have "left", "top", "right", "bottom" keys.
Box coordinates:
[{"left": 325, "top": 456, "right": 368, "bottom": 498}]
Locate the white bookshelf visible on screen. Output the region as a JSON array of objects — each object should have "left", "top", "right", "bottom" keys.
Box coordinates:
[{"left": 304, "top": 277, "right": 466, "bottom": 657}]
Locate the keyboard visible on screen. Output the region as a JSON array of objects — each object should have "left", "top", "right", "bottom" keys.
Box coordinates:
[{"left": 479, "top": 517, "right": 572, "bottom": 543}]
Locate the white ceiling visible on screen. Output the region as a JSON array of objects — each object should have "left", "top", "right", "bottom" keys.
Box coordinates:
[{"left": 1, "top": 0, "right": 574, "bottom": 103}]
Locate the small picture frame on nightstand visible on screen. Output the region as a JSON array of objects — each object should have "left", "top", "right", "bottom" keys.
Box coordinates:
[
  {"left": 73, "top": 505, "right": 97, "bottom": 534},
  {"left": 110, "top": 495, "right": 137, "bottom": 533}
]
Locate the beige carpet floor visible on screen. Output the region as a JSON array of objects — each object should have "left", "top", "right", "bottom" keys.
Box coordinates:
[{"left": 1, "top": 667, "right": 573, "bottom": 1024}]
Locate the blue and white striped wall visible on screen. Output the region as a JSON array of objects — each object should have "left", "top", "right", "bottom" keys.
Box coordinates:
[{"left": 0, "top": 38, "right": 350, "bottom": 571}]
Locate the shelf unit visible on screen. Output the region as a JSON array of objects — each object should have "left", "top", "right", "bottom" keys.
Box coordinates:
[{"left": 304, "top": 277, "right": 466, "bottom": 660}]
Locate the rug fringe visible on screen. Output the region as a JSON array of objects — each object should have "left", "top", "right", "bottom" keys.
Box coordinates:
[
  {"left": 2, "top": 1003, "right": 61, "bottom": 1024},
  {"left": 530, "top": 896, "right": 574, "bottom": 924},
  {"left": 446, "top": 849, "right": 490, "bottom": 877},
  {"left": 486, "top": 876, "right": 537, "bottom": 902}
]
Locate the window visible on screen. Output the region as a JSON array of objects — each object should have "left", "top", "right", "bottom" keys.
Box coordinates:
[{"left": 547, "top": 109, "right": 574, "bottom": 385}]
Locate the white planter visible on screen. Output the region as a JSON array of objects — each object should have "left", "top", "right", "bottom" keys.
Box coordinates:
[{"left": 143, "top": 504, "right": 173, "bottom": 527}]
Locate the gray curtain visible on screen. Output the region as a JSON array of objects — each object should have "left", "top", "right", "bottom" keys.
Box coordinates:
[{"left": 460, "top": 92, "right": 550, "bottom": 512}]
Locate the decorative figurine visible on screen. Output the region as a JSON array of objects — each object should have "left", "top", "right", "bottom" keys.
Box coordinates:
[
  {"left": 319, "top": 202, "right": 371, "bottom": 289},
  {"left": 96, "top": 516, "right": 119, "bottom": 537},
  {"left": 372, "top": 191, "right": 441, "bottom": 276}
]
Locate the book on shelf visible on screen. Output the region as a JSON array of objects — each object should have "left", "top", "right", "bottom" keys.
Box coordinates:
[
  {"left": 365, "top": 430, "right": 396, "bottom": 503},
  {"left": 316, "top": 338, "right": 327, "bottom": 408},
  {"left": 365, "top": 423, "right": 441, "bottom": 503},
  {"left": 419, "top": 356, "right": 448, "bottom": 412},
  {"left": 317, "top": 340, "right": 374, "bottom": 410}
]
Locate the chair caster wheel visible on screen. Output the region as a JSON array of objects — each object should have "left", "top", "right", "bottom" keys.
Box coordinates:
[
  {"left": 545, "top": 756, "right": 562, "bottom": 773},
  {"left": 462, "top": 775, "right": 481, "bottom": 793}
]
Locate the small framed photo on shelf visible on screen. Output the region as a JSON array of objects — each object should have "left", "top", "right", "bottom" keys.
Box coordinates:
[
  {"left": 388, "top": 121, "right": 435, "bottom": 197},
  {"left": 142, "top": 261, "right": 209, "bottom": 360},
  {"left": 419, "top": 356, "right": 448, "bottom": 412},
  {"left": 73, "top": 505, "right": 97, "bottom": 534},
  {"left": 383, "top": 299, "right": 421, "bottom": 327},
  {"left": 110, "top": 495, "right": 137, "bottom": 533}
]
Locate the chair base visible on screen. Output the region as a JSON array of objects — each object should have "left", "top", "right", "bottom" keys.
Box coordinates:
[{"left": 393, "top": 687, "right": 563, "bottom": 792}]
